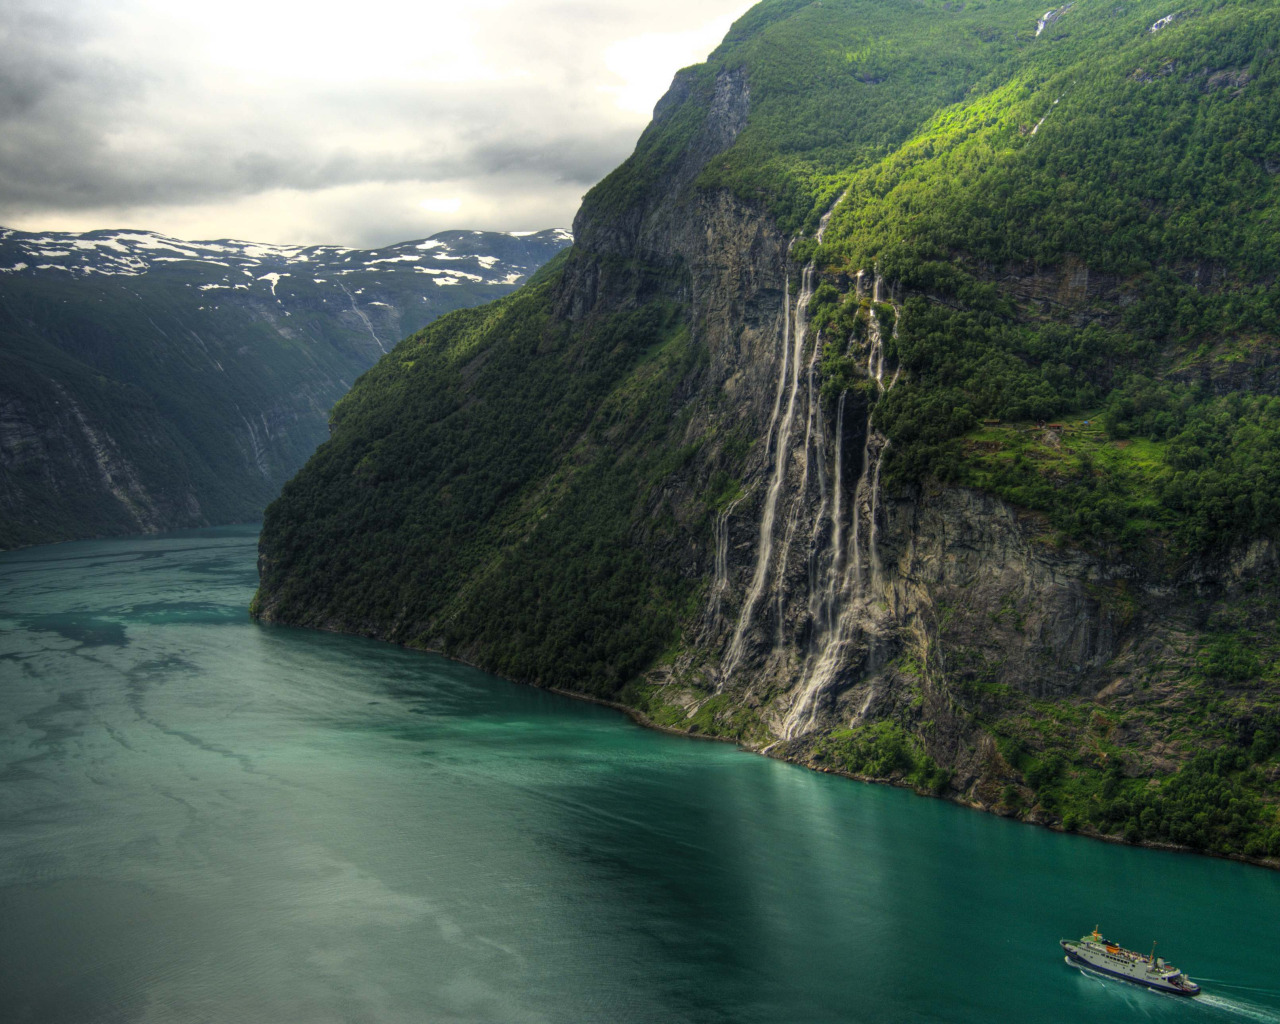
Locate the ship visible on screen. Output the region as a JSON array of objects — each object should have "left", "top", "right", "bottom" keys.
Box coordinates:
[{"left": 1060, "top": 928, "right": 1201, "bottom": 996}]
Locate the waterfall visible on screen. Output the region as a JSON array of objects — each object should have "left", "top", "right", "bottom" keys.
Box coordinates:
[
  {"left": 719, "top": 199, "right": 845, "bottom": 687},
  {"left": 781, "top": 291, "right": 901, "bottom": 739},
  {"left": 809, "top": 389, "right": 846, "bottom": 635},
  {"left": 868, "top": 438, "right": 889, "bottom": 594},
  {"left": 713, "top": 222, "right": 902, "bottom": 733},
  {"left": 708, "top": 495, "right": 746, "bottom": 627},
  {"left": 720, "top": 269, "right": 811, "bottom": 684},
  {"left": 773, "top": 264, "right": 824, "bottom": 639}
]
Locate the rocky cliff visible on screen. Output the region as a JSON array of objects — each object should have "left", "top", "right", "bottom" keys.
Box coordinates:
[{"left": 256, "top": 0, "right": 1280, "bottom": 861}]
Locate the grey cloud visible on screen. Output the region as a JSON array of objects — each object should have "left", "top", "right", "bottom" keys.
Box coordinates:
[
  {"left": 0, "top": 0, "right": 751, "bottom": 243},
  {"left": 462, "top": 129, "right": 640, "bottom": 185},
  {"left": 1, "top": 91, "right": 634, "bottom": 214}
]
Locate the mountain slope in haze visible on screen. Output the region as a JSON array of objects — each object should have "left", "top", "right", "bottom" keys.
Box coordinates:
[
  {"left": 0, "top": 227, "right": 571, "bottom": 548},
  {"left": 255, "top": 0, "right": 1280, "bottom": 862}
]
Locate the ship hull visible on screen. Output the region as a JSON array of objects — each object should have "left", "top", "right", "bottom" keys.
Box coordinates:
[{"left": 1061, "top": 944, "right": 1200, "bottom": 997}]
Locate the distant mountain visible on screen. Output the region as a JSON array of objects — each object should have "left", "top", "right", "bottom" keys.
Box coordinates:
[{"left": 0, "top": 226, "right": 571, "bottom": 548}]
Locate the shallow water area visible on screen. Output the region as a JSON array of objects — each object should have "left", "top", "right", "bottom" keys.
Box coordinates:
[{"left": 1, "top": 525, "right": 1278, "bottom": 1023}]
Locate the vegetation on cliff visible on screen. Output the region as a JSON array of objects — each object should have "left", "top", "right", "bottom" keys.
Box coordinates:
[
  {"left": 0, "top": 229, "right": 568, "bottom": 549},
  {"left": 256, "top": 256, "right": 704, "bottom": 695},
  {"left": 810, "top": 0, "right": 1280, "bottom": 555},
  {"left": 256, "top": 0, "right": 1280, "bottom": 860}
]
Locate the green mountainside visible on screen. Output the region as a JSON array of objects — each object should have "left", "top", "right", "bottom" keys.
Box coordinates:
[
  {"left": 256, "top": 0, "right": 1280, "bottom": 862},
  {"left": 0, "top": 228, "right": 569, "bottom": 548}
]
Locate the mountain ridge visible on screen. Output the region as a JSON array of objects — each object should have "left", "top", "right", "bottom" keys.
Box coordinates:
[
  {"left": 0, "top": 225, "right": 571, "bottom": 548},
  {"left": 254, "top": 0, "right": 1280, "bottom": 862}
]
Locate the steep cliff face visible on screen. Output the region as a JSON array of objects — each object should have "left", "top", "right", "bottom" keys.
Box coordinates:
[{"left": 256, "top": 0, "right": 1280, "bottom": 860}]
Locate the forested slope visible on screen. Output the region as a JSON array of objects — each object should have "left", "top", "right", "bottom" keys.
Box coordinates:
[
  {"left": 257, "top": 0, "right": 1280, "bottom": 862},
  {"left": 0, "top": 228, "right": 569, "bottom": 548}
]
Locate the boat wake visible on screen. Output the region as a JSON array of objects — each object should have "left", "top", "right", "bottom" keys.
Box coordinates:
[
  {"left": 1194, "top": 994, "right": 1280, "bottom": 1024},
  {"left": 1198, "top": 983, "right": 1280, "bottom": 1000},
  {"left": 1074, "top": 966, "right": 1280, "bottom": 1023}
]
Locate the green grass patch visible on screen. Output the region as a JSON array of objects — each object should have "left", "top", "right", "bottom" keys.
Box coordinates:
[{"left": 812, "top": 721, "right": 949, "bottom": 793}]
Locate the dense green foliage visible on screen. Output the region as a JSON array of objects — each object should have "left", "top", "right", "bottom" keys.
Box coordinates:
[
  {"left": 954, "top": 388, "right": 1280, "bottom": 551},
  {"left": 812, "top": 722, "right": 951, "bottom": 794},
  {"left": 1005, "top": 724, "right": 1280, "bottom": 857},
  {"left": 826, "top": 3, "right": 1280, "bottom": 277},
  {"left": 583, "top": 0, "right": 1037, "bottom": 233},
  {"left": 258, "top": 254, "right": 706, "bottom": 695},
  {"left": 258, "top": 0, "right": 1280, "bottom": 857},
  {"left": 800, "top": 0, "right": 1280, "bottom": 552}
]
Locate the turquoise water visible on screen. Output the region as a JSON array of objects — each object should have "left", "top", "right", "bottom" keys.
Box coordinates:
[{"left": 1, "top": 525, "right": 1277, "bottom": 1024}]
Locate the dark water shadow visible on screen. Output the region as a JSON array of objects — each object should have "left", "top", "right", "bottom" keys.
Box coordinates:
[{"left": 17, "top": 614, "right": 128, "bottom": 648}]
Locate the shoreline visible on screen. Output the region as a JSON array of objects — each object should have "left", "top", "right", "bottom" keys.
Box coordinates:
[
  {"left": 0, "top": 517, "right": 264, "bottom": 556},
  {"left": 255, "top": 612, "right": 1280, "bottom": 874}
]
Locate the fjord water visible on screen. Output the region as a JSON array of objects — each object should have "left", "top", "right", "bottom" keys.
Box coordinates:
[{"left": 2, "top": 527, "right": 1278, "bottom": 1024}]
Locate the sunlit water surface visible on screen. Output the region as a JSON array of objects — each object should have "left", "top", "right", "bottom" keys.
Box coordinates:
[{"left": 1, "top": 525, "right": 1278, "bottom": 1023}]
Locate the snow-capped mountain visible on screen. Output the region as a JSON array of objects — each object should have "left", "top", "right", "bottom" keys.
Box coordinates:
[
  {"left": 0, "top": 227, "right": 571, "bottom": 353},
  {"left": 0, "top": 226, "right": 571, "bottom": 284},
  {"left": 0, "top": 225, "right": 572, "bottom": 548}
]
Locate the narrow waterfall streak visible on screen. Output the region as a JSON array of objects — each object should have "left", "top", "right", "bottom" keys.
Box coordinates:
[
  {"left": 867, "top": 300, "right": 903, "bottom": 593},
  {"left": 782, "top": 297, "right": 901, "bottom": 739},
  {"left": 811, "top": 389, "right": 846, "bottom": 634},
  {"left": 708, "top": 495, "right": 746, "bottom": 626},
  {"left": 339, "top": 282, "right": 387, "bottom": 354},
  {"left": 831, "top": 392, "right": 847, "bottom": 593},
  {"left": 815, "top": 195, "right": 843, "bottom": 244},
  {"left": 803, "top": 345, "right": 834, "bottom": 632},
  {"left": 721, "top": 190, "right": 848, "bottom": 691},
  {"left": 766, "top": 277, "right": 795, "bottom": 457},
  {"left": 721, "top": 278, "right": 802, "bottom": 685},
  {"left": 774, "top": 265, "right": 823, "bottom": 637},
  {"left": 804, "top": 317, "right": 832, "bottom": 539},
  {"left": 851, "top": 307, "right": 884, "bottom": 602},
  {"left": 868, "top": 437, "right": 889, "bottom": 594},
  {"left": 852, "top": 686, "right": 876, "bottom": 725},
  {"left": 798, "top": 348, "right": 829, "bottom": 627}
]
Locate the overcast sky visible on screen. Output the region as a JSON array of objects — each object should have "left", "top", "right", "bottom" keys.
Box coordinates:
[{"left": 0, "top": 0, "right": 754, "bottom": 247}]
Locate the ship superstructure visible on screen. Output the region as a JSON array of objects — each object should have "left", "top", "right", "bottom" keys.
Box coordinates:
[{"left": 1060, "top": 928, "right": 1201, "bottom": 996}]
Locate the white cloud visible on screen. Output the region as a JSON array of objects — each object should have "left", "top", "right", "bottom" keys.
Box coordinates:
[
  {"left": 602, "top": 10, "right": 750, "bottom": 115},
  {"left": 0, "top": 0, "right": 755, "bottom": 247},
  {"left": 419, "top": 197, "right": 463, "bottom": 214}
]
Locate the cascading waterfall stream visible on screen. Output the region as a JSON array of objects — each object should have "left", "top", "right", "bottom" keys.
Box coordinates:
[
  {"left": 719, "top": 200, "right": 845, "bottom": 688},
  {"left": 719, "top": 276, "right": 802, "bottom": 685},
  {"left": 781, "top": 279, "right": 901, "bottom": 740},
  {"left": 773, "top": 264, "right": 824, "bottom": 639},
  {"left": 808, "top": 390, "right": 845, "bottom": 635},
  {"left": 708, "top": 495, "right": 747, "bottom": 627}
]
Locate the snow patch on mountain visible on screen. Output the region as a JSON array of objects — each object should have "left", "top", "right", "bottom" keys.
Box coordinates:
[
  {"left": 0, "top": 225, "right": 574, "bottom": 327},
  {"left": 258, "top": 272, "right": 286, "bottom": 295}
]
